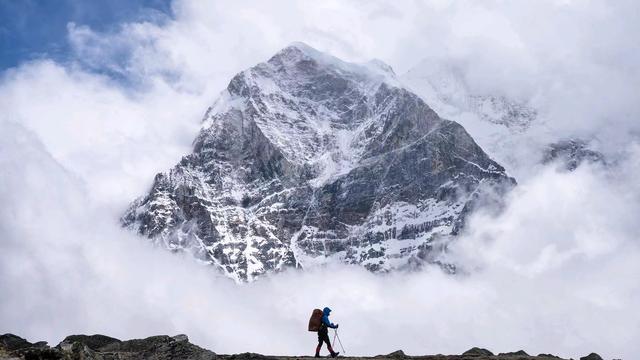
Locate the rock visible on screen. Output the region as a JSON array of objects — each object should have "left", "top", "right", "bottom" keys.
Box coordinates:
[
  {"left": 0, "top": 334, "right": 32, "bottom": 351},
  {"left": 0, "top": 332, "right": 583, "bottom": 360},
  {"left": 17, "top": 347, "right": 64, "bottom": 360},
  {"left": 579, "top": 353, "right": 603, "bottom": 360},
  {"left": 542, "top": 139, "right": 606, "bottom": 171},
  {"left": 173, "top": 334, "right": 189, "bottom": 342},
  {"left": 462, "top": 347, "right": 494, "bottom": 356},
  {"left": 58, "top": 342, "right": 73, "bottom": 352},
  {"left": 0, "top": 335, "right": 64, "bottom": 360},
  {"left": 224, "top": 352, "right": 270, "bottom": 360},
  {"left": 0, "top": 333, "right": 216, "bottom": 360},
  {"left": 122, "top": 42, "right": 515, "bottom": 282},
  {"left": 380, "top": 350, "right": 406, "bottom": 358},
  {"left": 66, "top": 343, "right": 98, "bottom": 359},
  {"left": 112, "top": 335, "right": 216, "bottom": 359},
  {"left": 498, "top": 350, "right": 529, "bottom": 356},
  {"left": 537, "top": 354, "right": 562, "bottom": 358},
  {"left": 58, "top": 334, "right": 121, "bottom": 350}
]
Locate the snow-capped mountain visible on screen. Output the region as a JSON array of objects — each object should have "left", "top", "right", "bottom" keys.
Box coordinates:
[{"left": 122, "top": 43, "right": 515, "bottom": 282}]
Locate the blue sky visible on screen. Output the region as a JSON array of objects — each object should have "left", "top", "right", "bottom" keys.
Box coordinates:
[{"left": 0, "top": 0, "right": 172, "bottom": 71}]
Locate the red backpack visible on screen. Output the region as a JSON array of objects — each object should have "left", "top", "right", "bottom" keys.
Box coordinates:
[{"left": 308, "top": 309, "right": 323, "bottom": 332}]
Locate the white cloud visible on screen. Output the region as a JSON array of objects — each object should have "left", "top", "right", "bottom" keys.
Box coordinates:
[
  {"left": 1, "top": 1, "right": 639, "bottom": 359},
  {"left": 0, "top": 60, "right": 206, "bottom": 209},
  {"left": 1, "top": 118, "right": 639, "bottom": 360}
]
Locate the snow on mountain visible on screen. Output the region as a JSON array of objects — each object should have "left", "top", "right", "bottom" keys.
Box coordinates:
[
  {"left": 401, "top": 59, "right": 539, "bottom": 177},
  {"left": 401, "top": 59, "right": 537, "bottom": 130},
  {"left": 400, "top": 59, "right": 612, "bottom": 181},
  {"left": 122, "top": 43, "right": 515, "bottom": 282}
]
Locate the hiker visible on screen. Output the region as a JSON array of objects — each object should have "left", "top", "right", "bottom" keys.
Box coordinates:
[{"left": 316, "top": 307, "right": 339, "bottom": 358}]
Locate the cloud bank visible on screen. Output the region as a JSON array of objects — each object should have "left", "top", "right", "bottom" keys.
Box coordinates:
[{"left": 1, "top": 1, "right": 639, "bottom": 359}]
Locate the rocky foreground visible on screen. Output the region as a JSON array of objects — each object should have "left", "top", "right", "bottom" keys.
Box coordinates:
[{"left": 0, "top": 333, "right": 604, "bottom": 360}]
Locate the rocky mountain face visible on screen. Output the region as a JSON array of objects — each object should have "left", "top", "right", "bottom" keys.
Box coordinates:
[
  {"left": 400, "top": 59, "right": 539, "bottom": 179},
  {"left": 401, "top": 60, "right": 537, "bottom": 133},
  {"left": 542, "top": 139, "right": 607, "bottom": 171},
  {"left": 0, "top": 333, "right": 603, "bottom": 360},
  {"left": 122, "top": 43, "right": 515, "bottom": 281}
]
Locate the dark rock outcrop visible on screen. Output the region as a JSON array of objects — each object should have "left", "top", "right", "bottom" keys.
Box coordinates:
[
  {"left": 0, "top": 333, "right": 215, "bottom": 360},
  {"left": 499, "top": 350, "right": 529, "bottom": 357},
  {"left": 542, "top": 139, "right": 606, "bottom": 171},
  {"left": 0, "top": 334, "right": 34, "bottom": 351},
  {"left": 221, "top": 353, "right": 270, "bottom": 360},
  {"left": 462, "top": 347, "right": 494, "bottom": 356},
  {"left": 58, "top": 334, "right": 121, "bottom": 351},
  {"left": 579, "top": 353, "right": 603, "bottom": 360},
  {"left": 378, "top": 350, "right": 407, "bottom": 358}
]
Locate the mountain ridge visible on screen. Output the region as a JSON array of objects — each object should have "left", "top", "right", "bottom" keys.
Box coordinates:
[{"left": 1, "top": 333, "right": 603, "bottom": 360}]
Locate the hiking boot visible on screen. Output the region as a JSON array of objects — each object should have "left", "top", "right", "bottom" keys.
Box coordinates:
[
  {"left": 331, "top": 352, "right": 340, "bottom": 358},
  {"left": 314, "top": 355, "right": 320, "bottom": 358}
]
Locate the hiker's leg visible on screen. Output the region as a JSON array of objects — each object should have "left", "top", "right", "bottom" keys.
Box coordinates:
[
  {"left": 322, "top": 332, "right": 335, "bottom": 355},
  {"left": 316, "top": 333, "right": 324, "bottom": 356}
]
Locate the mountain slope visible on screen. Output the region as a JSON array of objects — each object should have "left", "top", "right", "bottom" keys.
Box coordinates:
[
  {"left": 122, "top": 43, "right": 515, "bottom": 281},
  {"left": 401, "top": 59, "right": 540, "bottom": 178},
  {"left": 401, "top": 59, "right": 537, "bottom": 132},
  {"left": 401, "top": 59, "right": 611, "bottom": 179}
]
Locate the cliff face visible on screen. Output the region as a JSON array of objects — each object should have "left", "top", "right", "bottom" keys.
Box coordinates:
[
  {"left": 122, "top": 42, "right": 515, "bottom": 281},
  {"left": 0, "top": 333, "right": 602, "bottom": 360}
]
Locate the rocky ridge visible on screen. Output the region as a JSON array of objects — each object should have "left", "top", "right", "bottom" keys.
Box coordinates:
[
  {"left": 0, "top": 333, "right": 212, "bottom": 360},
  {"left": 542, "top": 139, "right": 607, "bottom": 171},
  {"left": 0, "top": 333, "right": 604, "bottom": 360},
  {"left": 122, "top": 42, "right": 515, "bottom": 281}
]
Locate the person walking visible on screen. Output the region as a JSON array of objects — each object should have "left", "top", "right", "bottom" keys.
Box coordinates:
[{"left": 315, "top": 307, "right": 339, "bottom": 358}]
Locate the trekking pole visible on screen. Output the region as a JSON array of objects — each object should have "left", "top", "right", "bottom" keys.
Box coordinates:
[{"left": 334, "top": 329, "right": 346, "bottom": 354}]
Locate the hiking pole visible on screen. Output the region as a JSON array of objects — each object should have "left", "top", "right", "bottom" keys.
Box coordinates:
[{"left": 333, "top": 329, "right": 346, "bottom": 354}]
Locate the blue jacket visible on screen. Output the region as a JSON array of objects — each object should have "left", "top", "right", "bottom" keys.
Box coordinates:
[{"left": 322, "top": 307, "right": 338, "bottom": 329}]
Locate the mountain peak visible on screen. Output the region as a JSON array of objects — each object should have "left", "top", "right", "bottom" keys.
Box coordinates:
[
  {"left": 269, "top": 41, "right": 338, "bottom": 67},
  {"left": 123, "top": 44, "right": 514, "bottom": 282},
  {"left": 282, "top": 41, "right": 321, "bottom": 56},
  {"left": 267, "top": 42, "right": 399, "bottom": 86}
]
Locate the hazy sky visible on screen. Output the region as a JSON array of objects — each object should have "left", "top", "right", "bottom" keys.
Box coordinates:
[{"left": 1, "top": 1, "right": 639, "bottom": 359}]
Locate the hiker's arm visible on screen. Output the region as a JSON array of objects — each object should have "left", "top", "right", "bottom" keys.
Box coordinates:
[{"left": 322, "top": 316, "right": 337, "bottom": 328}]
